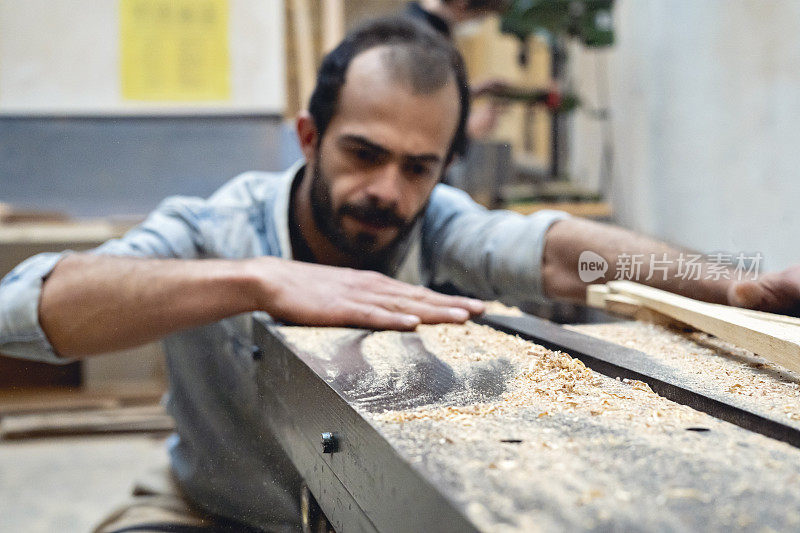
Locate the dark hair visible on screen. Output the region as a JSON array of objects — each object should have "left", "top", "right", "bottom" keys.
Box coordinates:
[{"left": 308, "top": 16, "right": 470, "bottom": 163}]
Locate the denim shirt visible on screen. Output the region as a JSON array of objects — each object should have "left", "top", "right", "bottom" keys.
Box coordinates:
[{"left": 0, "top": 160, "right": 567, "bottom": 530}]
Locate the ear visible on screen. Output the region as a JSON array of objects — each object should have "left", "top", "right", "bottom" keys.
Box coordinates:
[{"left": 296, "top": 111, "right": 320, "bottom": 162}]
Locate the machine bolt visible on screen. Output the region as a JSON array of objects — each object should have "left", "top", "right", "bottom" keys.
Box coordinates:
[
  {"left": 251, "top": 345, "right": 263, "bottom": 360},
  {"left": 321, "top": 432, "right": 339, "bottom": 454}
]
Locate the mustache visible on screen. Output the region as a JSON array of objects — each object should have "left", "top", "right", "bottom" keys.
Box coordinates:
[{"left": 339, "top": 203, "right": 408, "bottom": 228}]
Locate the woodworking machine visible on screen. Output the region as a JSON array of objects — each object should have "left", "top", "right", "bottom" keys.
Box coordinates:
[
  {"left": 493, "top": 0, "right": 616, "bottom": 181},
  {"left": 253, "top": 312, "right": 800, "bottom": 532},
  {"left": 500, "top": 0, "right": 615, "bottom": 54}
]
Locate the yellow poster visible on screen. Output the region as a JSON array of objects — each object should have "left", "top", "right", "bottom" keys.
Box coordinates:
[{"left": 120, "top": 0, "right": 231, "bottom": 102}]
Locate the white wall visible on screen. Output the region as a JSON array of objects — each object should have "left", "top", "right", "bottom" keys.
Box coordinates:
[
  {"left": 571, "top": 0, "right": 800, "bottom": 271},
  {"left": 0, "top": 0, "right": 285, "bottom": 115}
]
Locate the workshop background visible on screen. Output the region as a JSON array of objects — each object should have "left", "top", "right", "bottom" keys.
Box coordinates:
[{"left": 1, "top": 0, "right": 799, "bottom": 531}]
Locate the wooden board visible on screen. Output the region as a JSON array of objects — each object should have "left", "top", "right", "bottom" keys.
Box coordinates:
[
  {"left": 0, "top": 203, "right": 70, "bottom": 224},
  {"left": 586, "top": 284, "right": 687, "bottom": 328},
  {"left": 607, "top": 281, "right": 800, "bottom": 374},
  {"left": 589, "top": 283, "right": 800, "bottom": 328},
  {"left": 718, "top": 305, "right": 800, "bottom": 328},
  {"left": 290, "top": 0, "right": 316, "bottom": 109},
  {"left": 0, "top": 405, "right": 173, "bottom": 440},
  {"left": 0, "top": 385, "right": 164, "bottom": 417}
]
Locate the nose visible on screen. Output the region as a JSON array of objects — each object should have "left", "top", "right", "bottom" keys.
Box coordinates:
[{"left": 365, "top": 162, "right": 404, "bottom": 209}]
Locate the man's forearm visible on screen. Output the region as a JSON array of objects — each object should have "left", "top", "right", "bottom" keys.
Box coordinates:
[
  {"left": 541, "top": 218, "right": 733, "bottom": 304},
  {"left": 39, "top": 254, "right": 259, "bottom": 358},
  {"left": 38, "top": 253, "right": 486, "bottom": 359}
]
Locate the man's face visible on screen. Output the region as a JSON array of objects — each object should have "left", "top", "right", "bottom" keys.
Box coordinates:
[
  {"left": 305, "top": 47, "right": 461, "bottom": 260},
  {"left": 309, "top": 156, "right": 420, "bottom": 259}
]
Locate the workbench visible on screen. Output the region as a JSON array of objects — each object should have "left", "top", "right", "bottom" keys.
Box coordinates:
[
  {"left": 253, "top": 312, "right": 800, "bottom": 532},
  {"left": 0, "top": 220, "right": 164, "bottom": 392}
]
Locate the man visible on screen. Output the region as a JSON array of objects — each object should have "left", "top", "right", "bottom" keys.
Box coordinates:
[{"left": 1, "top": 16, "right": 798, "bottom": 532}]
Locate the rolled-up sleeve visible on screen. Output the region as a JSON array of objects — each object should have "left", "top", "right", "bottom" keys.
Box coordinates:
[
  {"left": 0, "top": 253, "right": 67, "bottom": 363},
  {"left": 423, "top": 184, "right": 570, "bottom": 305}
]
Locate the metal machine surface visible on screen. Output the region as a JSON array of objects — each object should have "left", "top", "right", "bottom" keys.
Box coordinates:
[
  {"left": 253, "top": 322, "right": 480, "bottom": 533},
  {"left": 477, "top": 314, "right": 800, "bottom": 447},
  {"left": 254, "top": 314, "right": 800, "bottom": 532}
]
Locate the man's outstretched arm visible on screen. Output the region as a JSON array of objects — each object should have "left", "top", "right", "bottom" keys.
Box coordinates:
[
  {"left": 38, "top": 254, "right": 485, "bottom": 358},
  {"left": 542, "top": 217, "right": 800, "bottom": 314}
]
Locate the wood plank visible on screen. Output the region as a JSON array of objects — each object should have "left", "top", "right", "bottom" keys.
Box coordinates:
[
  {"left": 321, "top": 0, "right": 344, "bottom": 53},
  {"left": 607, "top": 281, "right": 800, "bottom": 374},
  {"left": 713, "top": 304, "right": 800, "bottom": 328},
  {"left": 0, "top": 405, "right": 173, "bottom": 440},
  {"left": 0, "top": 385, "right": 164, "bottom": 417},
  {"left": 290, "top": 0, "right": 317, "bottom": 109},
  {"left": 589, "top": 282, "right": 800, "bottom": 328},
  {"left": 0, "top": 202, "right": 70, "bottom": 225},
  {"left": 0, "top": 396, "right": 119, "bottom": 417},
  {"left": 0, "top": 221, "right": 130, "bottom": 244},
  {"left": 586, "top": 284, "right": 688, "bottom": 327},
  {"left": 585, "top": 283, "right": 611, "bottom": 308}
]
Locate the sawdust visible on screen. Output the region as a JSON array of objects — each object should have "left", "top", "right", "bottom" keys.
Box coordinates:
[
  {"left": 372, "top": 322, "right": 703, "bottom": 430},
  {"left": 358, "top": 322, "right": 800, "bottom": 531},
  {"left": 277, "top": 327, "right": 359, "bottom": 361},
  {"left": 482, "top": 301, "right": 524, "bottom": 316},
  {"left": 567, "top": 321, "right": 800, "bottom": 424},
  {"left": 276, "top": 320, "right": 800, "bottom": 531}
]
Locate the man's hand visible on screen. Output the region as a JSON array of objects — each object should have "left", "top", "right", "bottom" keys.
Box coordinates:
[
  {"left": 251, "top": 257, "right": 485, "bottom": 330},
  {"left": 728, "top": 265, "right": 800, "bottom": 316}
]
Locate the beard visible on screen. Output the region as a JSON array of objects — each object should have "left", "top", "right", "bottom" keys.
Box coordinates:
[{"left": 309, "top": 157, "right": 424, "bottom": 266}]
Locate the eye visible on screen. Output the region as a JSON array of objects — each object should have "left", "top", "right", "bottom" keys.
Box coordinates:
[
  {"left": 352, "top": 147, "right": 379, "bottom": 164},
  {"left": 405, "top": 161, "right": 434, "bottom": 179}
]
